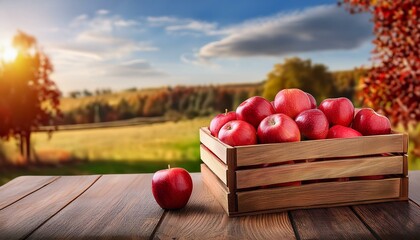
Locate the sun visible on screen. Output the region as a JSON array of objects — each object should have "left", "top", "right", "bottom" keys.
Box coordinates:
[{"left": 0, "top": 44, "right": 18, "bottom": 62}]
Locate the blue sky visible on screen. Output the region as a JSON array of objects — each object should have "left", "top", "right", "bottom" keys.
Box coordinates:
[{"left": 0, "top": 0, "right": 373, "bottom": 94}]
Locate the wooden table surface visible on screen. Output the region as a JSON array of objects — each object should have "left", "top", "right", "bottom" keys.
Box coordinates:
[{"left": 0, "top": 171, "right": 419, "bottom": 240}]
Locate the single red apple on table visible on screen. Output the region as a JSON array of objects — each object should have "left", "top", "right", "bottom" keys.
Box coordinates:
[
  {"left": 152, "top": 166, "right": 193, "bottom": 209},
  {"left": 236, "top": 96, "right": 275, "bottom": 128},
  {"left": 327, "top": 125, "right": 362, "bottom": 139},
  {"left": 306, "top": 92, "right": 317, "bottom": 109},
  {"left": 352, "top": 108, "right": 391, "bottom": 135},
  {"left": 218, "top": 120, "right": 257, "bottom": 146},
  {"left": 319, "top": 97, "right": 354, "bottom": 127},
  {"left": 257, "top": 113, "right": 300, "bottom": 144},
  {"left": 209, "top": 111, "right": 236, "bottom": 137},
  {"left": 274, "top": 89, "right": 312, "bottom": 119},
  {"left": 295, "top": 109, "right": 329, "bottom": 140}
]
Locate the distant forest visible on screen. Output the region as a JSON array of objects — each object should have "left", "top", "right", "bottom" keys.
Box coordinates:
[{"left": 59, "top": 60, "right": 364, "bottom": 125}]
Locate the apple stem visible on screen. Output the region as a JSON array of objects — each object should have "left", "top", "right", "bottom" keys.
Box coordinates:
[
  {"left": 225, "top": 109, "right": 228, "bottom": 115},
  {"left": 168, "top": 164, "right": 171, "bottom": 169}
]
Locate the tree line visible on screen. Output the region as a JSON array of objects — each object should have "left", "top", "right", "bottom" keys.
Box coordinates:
[
  {"left": 60, "top": 59, "right": 363, "bottom": 126},
  {"left": 60, "top": 84, "right": 262, "bottom": 125}
]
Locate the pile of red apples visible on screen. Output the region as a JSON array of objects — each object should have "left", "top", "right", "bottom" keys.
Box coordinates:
[{"left": 210, "top": 88, "right": 391, "bottom": 146}]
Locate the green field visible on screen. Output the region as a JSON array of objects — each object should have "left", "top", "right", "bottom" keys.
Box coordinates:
[{"left": 0, "top": 118, "right": 210, "bottom": 185}]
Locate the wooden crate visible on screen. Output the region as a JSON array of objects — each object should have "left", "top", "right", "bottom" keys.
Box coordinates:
[{"left": 199, "top": 127, "right": 409, "bottom": 217}]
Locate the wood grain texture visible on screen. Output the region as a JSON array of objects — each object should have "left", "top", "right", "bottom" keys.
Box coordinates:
[
  {"left": 353, "top": 201, "right": 420, "bottom": 240},
  {"left": 0, "top": 176, "right": 58, "bottom": 210},
  {"left": 201, "top": 164, "right": 229, "bottom": 214},
  {"left": 28, "top": 174, "right": 164, "bottom": 240},
  {"left": 200, "top": 127, "right": 233, "bottom": 164},
  {"left": 409, "top": 171, "right": 420, "bottom": 205},
  {"left": 403, "top": 154, "right": 408, "bottom": 176},
  {"left": 236, "top": 155, "right": 403, "bottom": 189},
  {"left": 403, "top": 132, "right": 409, "bottom": 153},
  {"left": 0, "top": 175, "right": 99, "bottom": 240},
  {"left": 235, "top": 133, "right": 405, "bottom": 166},
  {"left": 154, "top": 173, "right": 296, "bottom": 240},
  {"left": 291, "top": 207, "right": 375, "bottom": 240},
  {"left": 237, "top": 178, "right": 402, "bottom": 213},
  {"left": 200, "top": 144, "right": 228, "bottom": 185}
]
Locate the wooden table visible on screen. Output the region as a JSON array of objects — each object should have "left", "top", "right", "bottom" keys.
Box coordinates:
[{"left": 1, "top": 172, "right": 419, "bottom": 239}]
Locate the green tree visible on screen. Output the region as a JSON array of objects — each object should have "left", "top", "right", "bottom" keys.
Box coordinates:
[{"left": 262, "top": 58, "right": 334, "bottom": 102}]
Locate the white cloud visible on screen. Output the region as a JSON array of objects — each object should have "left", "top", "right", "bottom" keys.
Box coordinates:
[
  {"left": 147, "top": 16, "right": 218, "bottom": 36},
  {"left": 96, "top": 9, "right": 109, "bottom": 15},
  {"left": 54, "top": 11, "right": 157, "bottom": 61},
  {"left": 197, "top": 5, "right": 372, "bottom": 59},
  {"left": 146, "top": 16, "right": 179, "bottom": 25},
  {"left": 106, "top": 59, "right": 166, "bottom": 77},
  {"left": 47, "top": 10, "right": 166, "bottom": 93}
]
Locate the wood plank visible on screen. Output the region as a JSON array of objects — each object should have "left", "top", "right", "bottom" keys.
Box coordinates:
[
  {"left": 0, "top": 175, "right": 99, "bottom": 240},
  {"left": 0, "top": 176, "right": 59, "bottom": 210},
  {"left": 409, "top": 171, "right": 420, "bottom": 205},
  {"left": 353, "top": 201, "right": 420, "bottom": 239},
  {"left": 400, "top": 177, "right": 408, "bottom": 199},
  {"left": 28, "top": 174, "right": 164, "bottom": 239},
  {"left": 235, "top": 133, "right": 405, "bottom": 166},
  {"left": 291, "top": 207, "right": 375, "bottom": 240},
  {"left": 200, "top": 144, "right": 228, "bottom": 185},
  {"left": 403, "top": 132, "right": 409, "bottom": 153},
  {"left": 403, "top": 154, "right": 408, "bottom": 176},
  {"left": 237, "top": 155, "right": 403, "bottom": 189},
  {"left": 237, "top": 178, "right": 401, "bottom": 213},
  {"left": 200, "top": 127, "right": 232, "bottom": 164},
  {"left": 201, "top": 164, "right": 229, "bottom": 214},
  {"left": 153, "top": 173, "right": 296, "bottom": 240}
]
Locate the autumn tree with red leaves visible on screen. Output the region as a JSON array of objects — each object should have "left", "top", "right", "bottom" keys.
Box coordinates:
[
  {"left": 339, "top": 0, "right": 420, "bottom": 128},
  {"left": 0, "top": 31, "right": 61, "bottom": 164}
]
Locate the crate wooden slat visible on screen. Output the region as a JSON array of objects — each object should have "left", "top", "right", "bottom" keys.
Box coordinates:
[
  {"left": 236, "top": 155, "right": 404, "bottom": 189},
  {"left": 200, "top": 144, "right": 228, "bottom": 185},
  {"left": 235, "top": 133, "right": 406, "bottom": 167},
  {"left": 199, "top": 127, "right": 409, "bottom": 217},
  {"left": 201, "top": 163, "right": 230, "bottom": 213},
  {"left": 237, "top": 178, "right": 403, "bottom": 213}
]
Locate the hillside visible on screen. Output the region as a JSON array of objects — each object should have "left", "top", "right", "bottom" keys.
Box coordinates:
[{"left": 58, "top": 82, "right": 264, "bottom": 125}]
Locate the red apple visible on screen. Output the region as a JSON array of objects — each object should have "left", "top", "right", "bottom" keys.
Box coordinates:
[
  {"left": 218, "top": 120, "right": 257, "bottom": 146},
  {"left": 236, "top": 96, "right": 275, "bottom": 128},
  {"left": 295, "top": 109, "right": 329, "bottom": 140},
  {"left": 327, "top": 125, "right": 362, "bottom": 139},
  {"left": 152, "top": 167, "right": 193, "bottom": 209},
  {"left": 274, "top": 89, "right": 311, "bottom": 118},
  {"left": 306, "top": 92, "right": 317, "bottom": 109},
  {"left": 354, "top": 107, "right": 362, "bottom": 117},
  {"left": 352, "top": 108, "right": 391, "bottom": 135},
  {"left": 209, "top": 111, "right": 236, "bottom": 137},
  {"left": 257, "top": 113, "right": 300, "bottom": 144},
  {"left": 319, "top": 97, "right": 354, "bottom": 127}
]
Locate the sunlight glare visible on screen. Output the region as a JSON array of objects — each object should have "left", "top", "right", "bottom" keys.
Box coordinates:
[{"left": 0, "top": 43, "right": 18, "bottom": 62}]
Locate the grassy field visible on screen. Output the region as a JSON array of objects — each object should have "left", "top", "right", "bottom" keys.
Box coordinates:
[{"left": 0, "top": 118, "right": 210, "bottom": 185}]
